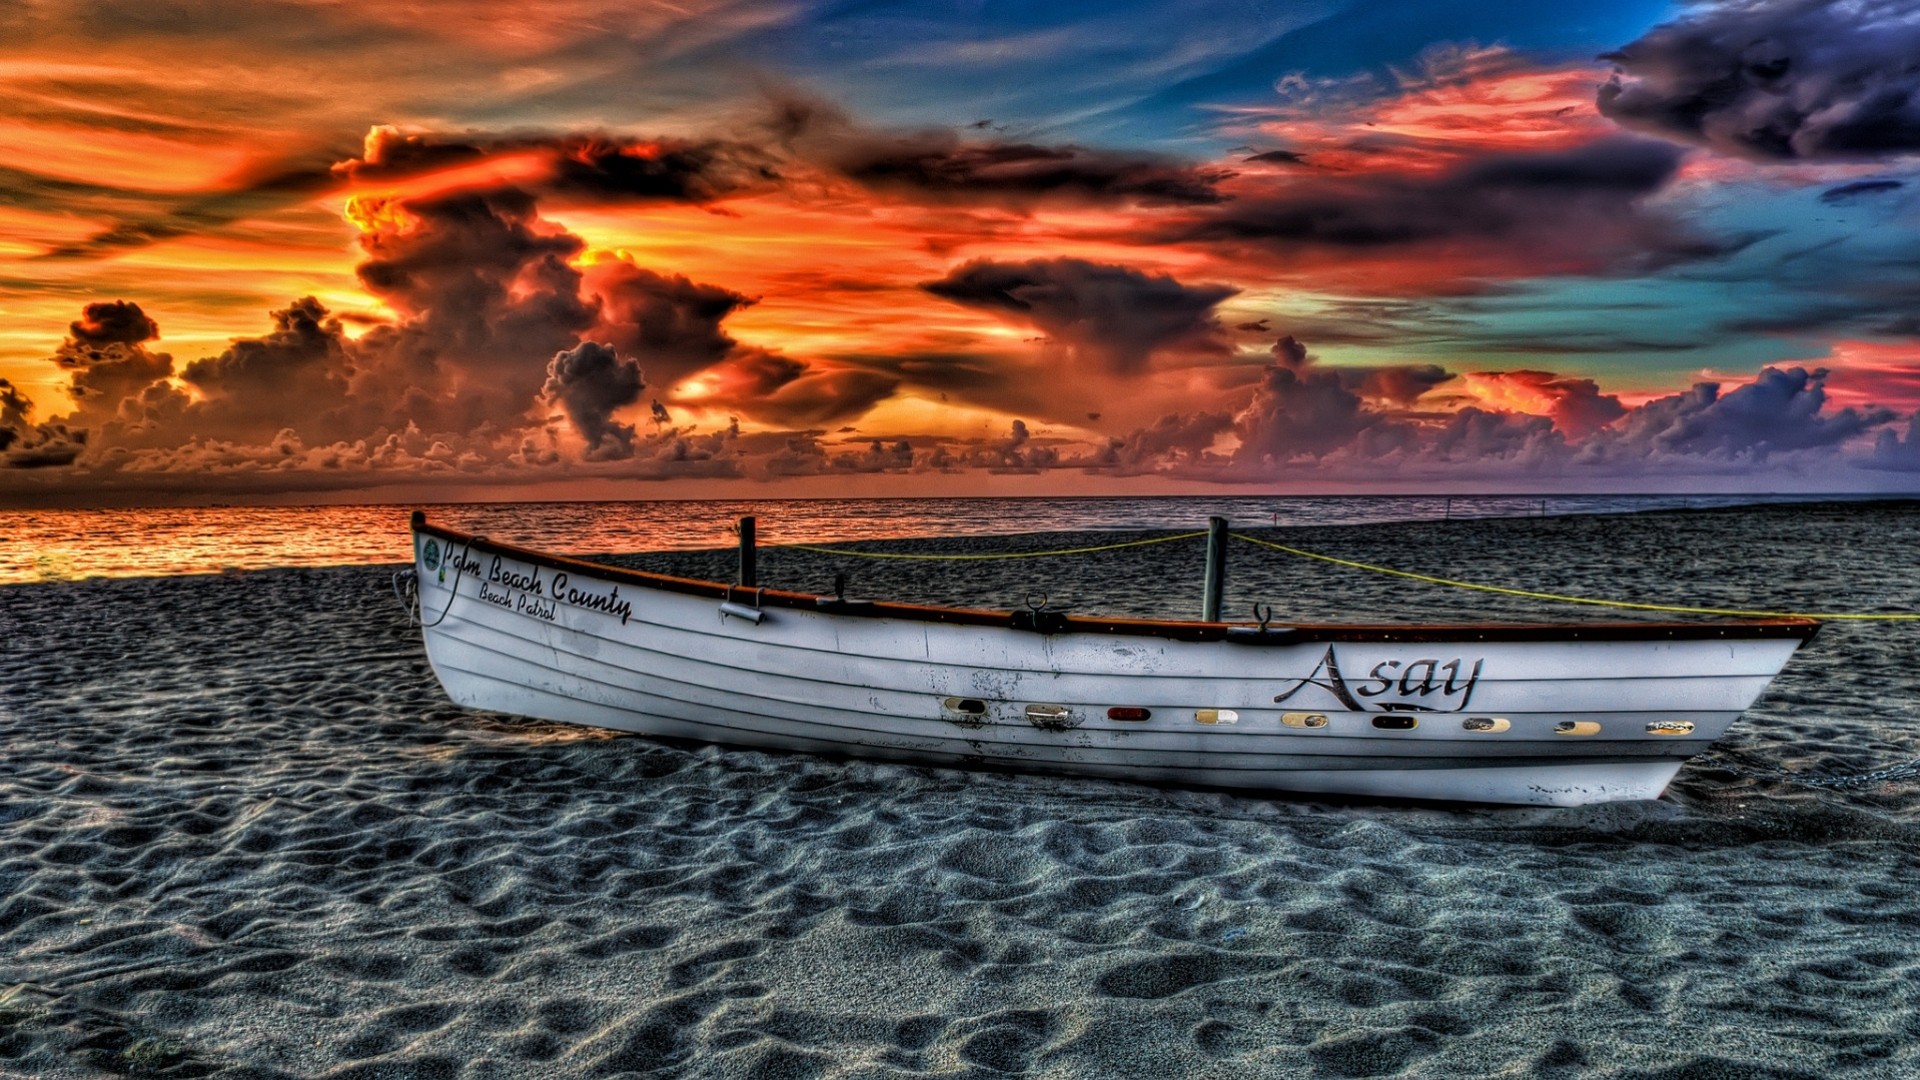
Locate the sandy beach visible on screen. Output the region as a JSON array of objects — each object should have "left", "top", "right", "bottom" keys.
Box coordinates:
[{"left": 4, "top": 502, "right": 1918, "bottom": 1077}]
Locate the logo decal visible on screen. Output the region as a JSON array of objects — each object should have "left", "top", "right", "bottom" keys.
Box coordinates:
[
  {"left": 1274, "top": 645, "right": 1485, "bottom": 712},
  {"left": 422, "top": 538, "right": 441, "bottom": 571}
]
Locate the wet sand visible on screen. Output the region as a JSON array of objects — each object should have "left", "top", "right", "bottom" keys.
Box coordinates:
[{"left": 3, "top": 502, "right": 1917, "bottom": 1077}]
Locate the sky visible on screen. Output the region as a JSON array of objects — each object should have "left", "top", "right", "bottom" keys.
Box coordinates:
[{"left": 4, "top": 0, "right": 1920, "bottom": 505}]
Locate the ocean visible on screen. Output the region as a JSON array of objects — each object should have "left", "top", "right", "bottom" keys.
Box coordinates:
[
  {"left": 2, "top": 497, "right": 1916, "bottom": 1076},
  {"left": 0, "top": 492, "right": 1857, "bottom": 585}
]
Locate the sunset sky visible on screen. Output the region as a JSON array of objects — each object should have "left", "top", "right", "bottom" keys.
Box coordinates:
[{"left": 4, "top": 0, "right": 1920, "bottom": 505}]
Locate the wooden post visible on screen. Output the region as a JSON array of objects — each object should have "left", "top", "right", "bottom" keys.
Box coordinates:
[
  {"left": 1202, "top": 516, "right": 1228, "bottom": 622},
  {"left": 738, "top": 515, "right": 757, "bottom": 587}
]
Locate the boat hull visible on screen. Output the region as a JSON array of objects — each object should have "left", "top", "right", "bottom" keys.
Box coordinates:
[{"left": 409, "top": 522, "right": 1811, "bottom": 807}]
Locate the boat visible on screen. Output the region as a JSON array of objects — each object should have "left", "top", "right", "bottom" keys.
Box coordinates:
[{"left": 405, "top": 512, "right": 1816, "bottom": 807}]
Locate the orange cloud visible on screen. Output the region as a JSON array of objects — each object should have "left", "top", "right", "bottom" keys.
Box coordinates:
[
  {"left": 1460, "top": 370, "right": 1626, "bottom": 437},
  {"left": 1229, "top": 46, "right": 1612, "bottom": 175},
  {"left": 1813, "top": 340, "right": 1920, "bottom": 412}
]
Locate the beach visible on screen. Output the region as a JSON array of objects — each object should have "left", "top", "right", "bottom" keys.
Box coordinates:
[{"left": 3, "top": 502, "right": 1918, "bottom": 1077}]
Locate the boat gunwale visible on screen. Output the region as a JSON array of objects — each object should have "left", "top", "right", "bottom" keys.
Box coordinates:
[{"left": 411, "top": 513, "right": 1820, "bottom": 645}]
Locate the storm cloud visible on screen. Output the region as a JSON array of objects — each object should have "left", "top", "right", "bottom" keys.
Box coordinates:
[
  {"left": 1156, "top": 137, "right": 1730, "bottom": 280},
  {"left": 586, "top": 260, "right": 753, "bottom": 392},
  {"left": 543, "top": 341, "right": 646, "bottom": 460},
  {"left": 1600, "top": 0, "right": 1920, "bottom": 161},
  {"left": 776, "top": 96, "right": 1230, "bottom": 207},
  {"left": 337, "top": 127, "right": 783, "bottom": 207},
  {"left": 921, "top": 258, "right": 1236, "bottom": 374}
]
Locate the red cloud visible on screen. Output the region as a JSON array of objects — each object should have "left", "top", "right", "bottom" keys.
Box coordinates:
[{"left": 1462, "top": 370, "right": 1627, "bottom": 437}]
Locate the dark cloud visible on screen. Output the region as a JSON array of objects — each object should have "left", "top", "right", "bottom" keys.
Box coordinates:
[
  {"left": 178, "top": 298, "right": 354, "bottom": 439},
  {"left": 1245, "top": 150, "right": 1309, "bottom": 166},
  {"left": 965, "top": 419, "right": 1060, "bottom": 472},
  {"left": 921, "top": 257, "right": 1236, "bottom": 373},
  {"left": 543, "top": 341, "right": 645, "bottom": 460},
  {"left": 1098, "top": 410, "right": 1234, "bottom": 470},
  {"left": 39, "top": 123, "right": 782, "bottom": 262},
  {"left": 69, "top": 300, "right": 160, "bottom": 346},
  {"left": 1352, "top": 364, "right": 1454, "bottom": 407},
  {"left": 700, "top": 348, "right": 900, "bottom": 427},
  {"left": 1266, "top": 334, "right": 1450, "bottom": 406},
  {"left": 1270, "top": 334, "right": 1308, "bottom": 369},
  {"left": 1600, "top": 0, "right": 1920, "bottom": 161},
  {"left": 0, "top": 379, "right": 86, "bottom": 469},
  {"left": 0, "top": 379, "right": 28, "bottom": 452},
  {"left": 1231, "top": 360, "right": 1383, "bottom": 464},
  {"left": 349, "top": 188, "right": 596, "bottom": 433},
  {"left": 585, "top": 259, "right": 752, "bottom": 392},
  {"left": 832, "top": 438, "right": 916, "bottom": 473},
  {"left": 1158, "top": 138, "right": 1731, "bottom": 275},
  {"left": 53, "top": 331, "right": 175, "bottom": 420},
  {"left": 337, "top": 127, "right": 782, "bottom": 206},
  {"left": 1820, "top": 179, "right": 1906, "bottom": 204},
  {"left": 779, "top": 96, "right": 1229, "bottom": 207}
]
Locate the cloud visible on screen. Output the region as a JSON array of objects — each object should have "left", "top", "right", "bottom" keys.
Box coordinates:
[
  {"left": 0, "top": 379, "right": 86, "bottom": 469},
  {"left": 543, "top": 340, "right": 646, "bottom": 460},
  {"left": 1098, "top": 410, "right": 1234, "bottom": 470},
  {"left": 12, "top": 184, "right": 779, "bottom": 481},
  {"left": 1865, "top": 411, "right": 1920, "bottom": 470},
  {"left": 1586, "top": 366, "right": 1893, "bottom": 463},
  {"left": 695, "top": 348, "right": 900, "bottom": 426},
  {"left": 584, "top": 257, "right": 752, "bottom": 392},
  {"left": 348, "top": 187, "right": 596, "bottom": 433},
  {"left": 337, "top": 126, "right": 783, "bottom": 206},
  {"left": 1244, "top": 150, "right": 1309, "bottom": 166},
  {"left": 68, "top": 300, "right": 161, "bottom": 346},
  {"left": 778, "top": 96, "right": 1230, "bottom": 207},
  {"left": 52, "top": 302, "right": 176, "bottom": 427},
  {"left": 1427, "top": 407, "right": 1566, "bottom": 467},
  {"left": 921, "top": 257, "right": 1237, "bottom": 374},
  {"left": 1599, "top": 0, "right": 1920, "bottom": 161},
  {"left": 1231, "top": 359, "right": 1386, "bottom": 465},
  {"left": 1463, "top": 370, "right": 1627, "bottom": 438},
  {"left": 1821, "top": 179, "right": 1906, "bottom": 204},
  {"left": 176, "top": 297, "right": 355, "bottom": 441},
  {"left": 1153, "top": 137, "right": 1731, "bottom": 285}
]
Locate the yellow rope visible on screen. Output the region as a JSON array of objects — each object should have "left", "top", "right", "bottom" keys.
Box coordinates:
[
  {"left": 1231, "top": 533, "right": 1919, "bottom": 621},
  {"left": 772, "top": 530, "right": 1209, "bottom": 561}
]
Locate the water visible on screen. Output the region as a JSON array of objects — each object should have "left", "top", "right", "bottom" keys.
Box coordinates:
[{"left": 0, "top": 493, "right": 1856, "bottom": 585}]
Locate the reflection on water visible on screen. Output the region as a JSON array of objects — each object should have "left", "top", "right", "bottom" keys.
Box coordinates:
[{"left": 0, "top": 493, "right": 1854, "bottom": 584}]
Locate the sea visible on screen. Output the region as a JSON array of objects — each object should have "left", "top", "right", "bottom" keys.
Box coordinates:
[{"left": 0, "top": 492, "right": 1861, "bottom": 585}]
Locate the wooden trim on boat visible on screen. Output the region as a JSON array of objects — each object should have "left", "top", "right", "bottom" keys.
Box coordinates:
[{"left": 411, "top": 513, "right": 1820, "bottom": 645}]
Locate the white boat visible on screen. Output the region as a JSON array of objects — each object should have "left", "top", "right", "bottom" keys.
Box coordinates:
[{"left": 406, "top": 513, "right": 1815, "bottom": 807}]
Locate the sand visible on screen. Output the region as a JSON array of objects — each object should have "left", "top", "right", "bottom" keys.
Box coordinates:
[{"left": 3, "top": 502, "right": 1917, "bottom": 1078}]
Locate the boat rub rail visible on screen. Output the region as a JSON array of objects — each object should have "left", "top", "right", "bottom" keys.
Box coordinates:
[{"left": 412, "top": 514, "right": 1819, "bottom": 646}]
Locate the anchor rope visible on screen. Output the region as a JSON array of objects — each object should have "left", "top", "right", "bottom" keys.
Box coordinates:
[
  {"left": 769, "top": 530, "right": 1209, "bottom": 561},
  {"left": 1230, "top": 533, "right": 1920, "bottom": 622}
]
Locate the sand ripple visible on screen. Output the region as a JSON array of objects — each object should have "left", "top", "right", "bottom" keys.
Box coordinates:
[{"left": 3, "top": 504, "right": 1918, "bottom": 1077}]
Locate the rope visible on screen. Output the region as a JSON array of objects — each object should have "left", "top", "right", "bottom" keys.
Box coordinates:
[
  {"left": 1230, "top": 532, "right": 1920, "bottom": 621},
  {"left": 770, "top": 530, "right": 1209, "bottom": 562},
  {"left": 410, "top": 538, "right": 475, "bottom": 628}
]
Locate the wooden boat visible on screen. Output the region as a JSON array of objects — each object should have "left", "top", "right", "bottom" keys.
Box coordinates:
[{"left": 406, "top": 512, "right": 1815, "bottom": 807}]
